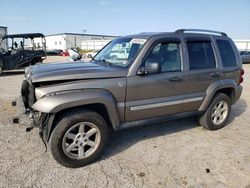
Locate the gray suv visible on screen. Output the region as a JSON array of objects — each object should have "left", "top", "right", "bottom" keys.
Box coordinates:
[{"left": 20, "top": 29, "right": 243, "bottom": 168}]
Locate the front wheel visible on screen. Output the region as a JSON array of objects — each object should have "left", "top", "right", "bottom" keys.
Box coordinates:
[
  {"left": 49, "top": 109, "right": 109, "bottom": 168},
  {"left": 198, "top": 93, "right": 231, "bottom": 130}
]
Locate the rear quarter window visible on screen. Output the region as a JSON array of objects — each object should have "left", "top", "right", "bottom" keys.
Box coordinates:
[{"left": 217, "top": 40, "right": 237, "bottom": 67}]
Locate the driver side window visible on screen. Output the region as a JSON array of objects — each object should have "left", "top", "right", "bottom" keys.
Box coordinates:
[{"left": 145, "top": 41, "right": 181, "bottom": 73}]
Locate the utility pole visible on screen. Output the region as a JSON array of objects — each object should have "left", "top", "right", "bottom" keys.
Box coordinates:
[{"left": 82, "top": 25, "right": 87, "bottom": 34}]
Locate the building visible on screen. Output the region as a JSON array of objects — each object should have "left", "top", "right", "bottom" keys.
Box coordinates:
[
  {"left": 81, "top": 40, "right": 111, "bottom": 50},
  {"left": 234, "top": 40, "right": 250, "bottom": 51},
  {"left": 0, "top": 26, "right": 8, "bottom": 48},
  {"left": 34, "top": 33, "right": 117, "bottom": 51}
]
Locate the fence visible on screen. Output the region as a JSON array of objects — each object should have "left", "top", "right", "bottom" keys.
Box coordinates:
[{"left": 234, "top": 40, "right": 250, "bottom": 51}]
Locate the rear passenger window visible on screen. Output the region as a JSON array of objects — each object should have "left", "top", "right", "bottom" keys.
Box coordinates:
[
  {"left": 187, "top": 41, "right": 216, "bottom": 70},
  {"left": 217, "top": 40, "right": 237, "bottom": 67}
]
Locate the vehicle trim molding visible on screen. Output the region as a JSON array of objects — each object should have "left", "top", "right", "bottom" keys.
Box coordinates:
[{"left": 130, "top": 97, "right": 204, "bottom": 111}]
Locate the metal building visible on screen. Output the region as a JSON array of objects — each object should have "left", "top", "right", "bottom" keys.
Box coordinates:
[
  {"left": 34, "top": 33, "right": 117, "bottom": 51},
  {"left": 81, "top": 40, "right": 111, "bottom": 50}
]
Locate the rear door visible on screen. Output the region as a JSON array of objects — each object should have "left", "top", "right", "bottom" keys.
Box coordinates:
[{"left": 181, "top": 37, "right": 221, "bottom": 112}]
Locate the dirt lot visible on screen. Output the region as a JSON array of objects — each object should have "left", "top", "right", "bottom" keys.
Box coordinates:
[{"left": 0, "top": 60, "right": 249, "bottom": 187}]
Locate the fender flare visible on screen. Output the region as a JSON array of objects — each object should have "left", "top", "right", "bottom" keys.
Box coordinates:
[
  {"left": 32, "top": 89, "right": 121, "bottom": 129},
  {"left": 199, "top": 79, "right": 238, "bottom": 111}
]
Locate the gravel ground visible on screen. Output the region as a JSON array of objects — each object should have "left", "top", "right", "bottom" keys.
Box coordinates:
[{"left": 0, "top": 61, "right": 249, "bottom": 188}]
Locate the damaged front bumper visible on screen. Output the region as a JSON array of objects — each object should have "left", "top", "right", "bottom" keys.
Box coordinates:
[{"left": 15, "top": 96, "right": 52, "bottom": 145}]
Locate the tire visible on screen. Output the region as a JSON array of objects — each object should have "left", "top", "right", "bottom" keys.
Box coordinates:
[
  {"left": 87, "top": 54, "right": 92, "bottom": 58},
  {"left": 31, "top": 58, "right": 42, "bottom": 65},
  {"left": 198, "top": 93, "right": 231, "bottom": 130},
  {"left": 49, "top": 109, "right": 109, "bottom": 168},
  {"left": 0, "top": 58, "right": 3, "bottom": 74}
]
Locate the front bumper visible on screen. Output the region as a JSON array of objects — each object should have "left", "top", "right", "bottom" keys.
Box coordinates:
[
  {"left": 21, "top": 79, "right": 36, "bottom": 109},
  {"left": 17, "top": 97, "right": 51, "bottom": 147},
  {"left": 17, "top": 95, "right": 42, "bottom": 128},
  {"left": 20, "top": 79, "right": 54, "bottom": 143}
]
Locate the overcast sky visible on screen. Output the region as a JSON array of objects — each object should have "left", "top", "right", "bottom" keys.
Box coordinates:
[{"left": 0, "top": 0, "right": 250, "bottom": 39}]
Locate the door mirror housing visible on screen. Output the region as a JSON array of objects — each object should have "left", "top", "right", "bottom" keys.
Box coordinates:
[{"left": 138, "top": 62, "right": 161, "bottom": 75}]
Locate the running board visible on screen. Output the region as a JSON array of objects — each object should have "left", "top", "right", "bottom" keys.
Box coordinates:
[{"left": 117, "top": 111, "right": 203, "bottom": 131}]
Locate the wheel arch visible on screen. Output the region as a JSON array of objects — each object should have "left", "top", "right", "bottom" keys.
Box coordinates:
[
  {"left": 33, "top": 89, "right": 121, "bottom": 141},
  {"left": 199, "top": 79, "right": 238, "bottom": 111}
]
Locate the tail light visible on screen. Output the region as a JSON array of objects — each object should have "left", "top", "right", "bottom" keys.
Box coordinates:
[{"left": 239, "top": 68, "right": 244, "bottom": 84}]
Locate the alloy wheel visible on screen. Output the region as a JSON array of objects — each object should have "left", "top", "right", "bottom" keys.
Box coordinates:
[
  {"left": 62, "top": 122, "right": 101, "bottom": 160},
  {"left": 211, "top": 100, "right": 229, "bottom": 125}
]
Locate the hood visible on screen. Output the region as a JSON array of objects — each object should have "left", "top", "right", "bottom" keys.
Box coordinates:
[{"left": 25, "top": 61, "right": 128, "bottom": 83}]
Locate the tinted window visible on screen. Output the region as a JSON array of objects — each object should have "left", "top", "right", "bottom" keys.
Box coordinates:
[
  {"left": 187, "top": 41, "right": 216, "bottom": 70},
  {"left": 145, "top": 42, "right": 181, "bottom": 72},
  {"left": 217, "top": 40, "right": 237, "bottom": 67}
]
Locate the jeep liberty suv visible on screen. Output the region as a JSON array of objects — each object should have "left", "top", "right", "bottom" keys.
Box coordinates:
[{"left": 20, "top": 29, "right": 243, "bottom": 168}]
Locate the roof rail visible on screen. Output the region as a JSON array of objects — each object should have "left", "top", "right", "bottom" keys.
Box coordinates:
[{"left": 175, "top": 29, "right": 228, "bottom": 37}]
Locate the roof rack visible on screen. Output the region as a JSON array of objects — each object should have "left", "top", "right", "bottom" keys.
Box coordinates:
[{"left": 175, "top": 29, "right": 228, "bottom": 37}]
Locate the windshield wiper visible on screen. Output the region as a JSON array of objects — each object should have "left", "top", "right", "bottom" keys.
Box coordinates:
[{"left": 95, "top": 59, "right": 112, "bottom": 68}]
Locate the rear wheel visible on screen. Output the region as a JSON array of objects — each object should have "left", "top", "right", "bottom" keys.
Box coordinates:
[
  {"left": 49, "top": 109, "right": 109, "bottom": 168},
  {"left": 198, "top": 93, "right": 231, "bottom": 130},
  {"left": 0, "top": 58, "right": 3, "bottom": 74}
]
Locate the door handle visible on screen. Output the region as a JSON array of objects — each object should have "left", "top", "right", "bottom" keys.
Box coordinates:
[
  {"left": 169, "top": 76, "right": 183, "bottom": 81},
  {"left": 209, "top": 72, "right": 220, "bottom": 77}
]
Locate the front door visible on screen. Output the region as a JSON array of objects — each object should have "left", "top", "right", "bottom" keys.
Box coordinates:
[{"left": 125, "top": 39, "right": 186, "bottom": 121}]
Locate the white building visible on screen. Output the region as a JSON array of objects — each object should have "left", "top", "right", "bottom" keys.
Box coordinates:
[
  {"left": 81, "top": 40, "right": 111, "bottom": 50},
  {"left": 34, "top": 33, "right": 117, "bottom": 51}
]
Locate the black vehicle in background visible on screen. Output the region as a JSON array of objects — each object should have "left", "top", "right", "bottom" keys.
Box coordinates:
[{"left": 0, "top": 33, "right": 46, "bottom": 74}]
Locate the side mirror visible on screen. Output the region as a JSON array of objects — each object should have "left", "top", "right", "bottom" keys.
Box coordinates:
[{"left": 138, "top": 62, "right": 161, "bottom": 75}]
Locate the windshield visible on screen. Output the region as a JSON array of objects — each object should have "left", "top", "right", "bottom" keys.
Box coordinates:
[{"left": 94, "top": 37, "right": 147, "bottom": 68}]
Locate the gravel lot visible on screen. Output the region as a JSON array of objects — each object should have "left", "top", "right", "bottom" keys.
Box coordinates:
[{"left": 0, "top": 60, "right": 249, "bottom": 187}]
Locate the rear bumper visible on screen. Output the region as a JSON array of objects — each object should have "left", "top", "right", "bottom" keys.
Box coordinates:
[{"left": 234, "top": 85, "right": 243, "bottom": 104}]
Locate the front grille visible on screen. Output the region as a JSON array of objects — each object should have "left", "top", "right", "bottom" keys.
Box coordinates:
[{"left": 21, "top": 80, "right": 36, "bottom": 109}]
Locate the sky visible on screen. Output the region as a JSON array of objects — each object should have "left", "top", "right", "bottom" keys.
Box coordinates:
[{"left": 0, "top": 0, "right": 250, "bottom": 39}]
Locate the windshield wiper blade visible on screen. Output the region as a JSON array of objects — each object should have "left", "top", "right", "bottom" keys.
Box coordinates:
[{"left": 96, "top": 59, "right": 112, "bottom": 68}]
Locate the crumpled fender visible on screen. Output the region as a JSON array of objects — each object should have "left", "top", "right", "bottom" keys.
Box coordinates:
[{"left": 32, "top": 89, "right": 120, "bottom": 129}]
